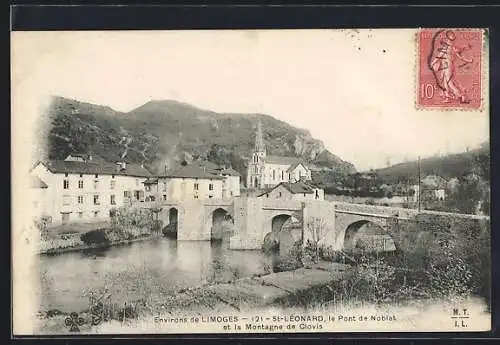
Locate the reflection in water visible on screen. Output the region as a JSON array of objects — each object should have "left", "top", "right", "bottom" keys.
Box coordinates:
[{"left": 36, "top": 237, "right": 278, "bottom": 313}]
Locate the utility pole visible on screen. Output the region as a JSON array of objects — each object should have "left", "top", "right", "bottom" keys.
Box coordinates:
[{"left": 417, "top": 155, "right": 421, "bottom": 212}]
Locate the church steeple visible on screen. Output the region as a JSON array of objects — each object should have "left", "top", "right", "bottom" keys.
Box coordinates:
[{"left": 254, "top": 118, "right": 266, "bottom": 153}]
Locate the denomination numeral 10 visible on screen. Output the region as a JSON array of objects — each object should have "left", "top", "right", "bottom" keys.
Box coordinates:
[{"left": 421, "top": 83, "right": 435, "bottom": 99}]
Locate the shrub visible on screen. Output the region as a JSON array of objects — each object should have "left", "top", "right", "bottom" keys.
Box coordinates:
[
  {"left": 34, "top": 215, "right": 52, "bottom": 239},
  {"left": 80, "top": 229, "right": 110, "bottom": 246},
  {"left": 274, "top": 241, "right": 303, "bottom": 272}
]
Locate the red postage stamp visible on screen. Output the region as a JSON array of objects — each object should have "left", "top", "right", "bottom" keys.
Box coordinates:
[{"left": 417, "top": 28, "right": 484, "bottom": 110}]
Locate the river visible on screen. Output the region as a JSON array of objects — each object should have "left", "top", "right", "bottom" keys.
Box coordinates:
[{"left": 36, "top": 237, "right": 279, "bottom": 313}]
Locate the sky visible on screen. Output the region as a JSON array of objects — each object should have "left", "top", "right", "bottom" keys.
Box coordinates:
[{"left": 11, "top": 29, "right": 489, "bottom": 171}]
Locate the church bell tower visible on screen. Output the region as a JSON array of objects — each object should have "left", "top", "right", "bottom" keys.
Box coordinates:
[{"left": 246, "top": 118, "right": 266, "bottom": 189}]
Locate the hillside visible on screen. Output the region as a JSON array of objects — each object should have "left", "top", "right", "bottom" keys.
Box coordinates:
[
  {"left": 374, "top": 142, "right": 490, "bottom": 183},
  {"left": 36, "top": 96, "right": 356, "bottom": 180}
]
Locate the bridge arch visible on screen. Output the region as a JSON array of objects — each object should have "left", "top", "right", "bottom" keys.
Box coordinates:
[
  {"left": 262, "top": 213, "right": 302, "bottom": 252},
  {"left": 211, "top": 207, "right": 229, "bottom": 241},
  {"left": 161, "top": 206, "right": 179, "bottom": 238},
  {"left": 343, "top": 219, "right": 397, "bottom": 253}
]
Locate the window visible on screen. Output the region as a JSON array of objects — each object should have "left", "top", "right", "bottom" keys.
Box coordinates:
[
  {"left": 110, "top": 180, "right": 116, "bottom": 189},
  {"left": 93, "top": 195, "right": 99, "bottom": 205},
  {"left": 65, "top": 173, "right": 68, "bottom": 177},
  {"left": 281, "top": 171, "right": 284, "bottom": 180},
  {"left": 124, "top": 190, "right": 130, "bottom": 198},
  {"left": 95, "top": 174, "right": 99, "bottom": 178},
  {"left": 78, "top": 195, "right": 84, "bottom": 204},
  {"left": 209, "top": 183, "right": 214, "bottom": 191},
  {"left": 94, "top": 211, "right": 99, "bottom": 218},
  {"left": 78, "top": 212, "right": 83, "bottom": 218},
  {"left": 194, "top": 195, "right": 199, "bottom": 199},
  {"left": 94, "top": 180, "right": 99, "bottom": 189},
  {"left": 79, "top": 174, "right": 83, "bottom": 178},
  {"left": 194, "top": 183, "right": 199, "bottom": 190},
  {"left": 110, "top": 195, "right": 116, "bottom": 205},
  {"left": 208, "top": 195, "right": 213, "bottom": 199},
  {"left": 112, "top": 174, "right": 115, "bottom": 179},
  {"left": 63, "top": 195, "right": 71, "bottom": 205},
  {"left": 163, "top": 183, "right": 167, "bottom": 192},
  {"left": 145, "top": 185, "right": 151, "bottom": 192},
  {"left": 63, "top": 180, "right": 69, "bottom": 189},
  {"left": 61, "top": 213, "right": 70, "bottom": 224},
  {"left": 135, "top": 179, "right": 139, "bottom": 186},
  {"left": 78, "top": 180, "right": 84, "bottom": 189},
  {"left": 304, "top": 193, "right": 306, "bottom": 197},
  {"left": 255, "top": 166, "right": 258, "bottom": 173},
  {"left": 278, "top": 192, "right": 282, "bottom": 198},
  {"left": 273, "top": 170, "right": 276, "bottom": 180},
  {"left": 163, "top": 195, "right": 167, "bottom": 201}
]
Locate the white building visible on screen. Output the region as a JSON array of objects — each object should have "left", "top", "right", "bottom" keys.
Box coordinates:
[
  {"left": 257, "top": 180, "right": 325, "bottom": 201},
  {"left": 30, "top": 175, "right": 49, "bottom": 219},
  {"left": 144, "top": 164, "right": 240, "bottom": 201},
  {"left": 29, "top": 155, "right": 152, "bottom": 225},
  {"left": 246, "top": 119, "right": 312, "bottom": 189}
]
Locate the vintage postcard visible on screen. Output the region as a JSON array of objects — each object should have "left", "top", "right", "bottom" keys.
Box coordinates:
[{"left": 11, "top": 29, "right": 490, "bottom": 335}]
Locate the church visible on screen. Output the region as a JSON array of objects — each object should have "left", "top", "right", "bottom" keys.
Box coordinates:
[{"left": 246, "top": 119, "right": 312, "bottom": 189}]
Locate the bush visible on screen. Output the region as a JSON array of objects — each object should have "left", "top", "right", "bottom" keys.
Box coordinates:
[
  {"left": 80, "top": 229, "right": 110, "bottom": 246},
  {"left": 274, "top": 241, "right": 303, "bottom": 272},
  {"left": 150, "top": 219, "right": 163, "bottom": 233},
  {"left": 34, "top": 215, "right": 52, "bottom": 239}
]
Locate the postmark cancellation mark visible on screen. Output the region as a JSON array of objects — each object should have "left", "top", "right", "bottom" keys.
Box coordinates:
[{"left": 417, "top": 28, "right": 485, "bottom": 110}]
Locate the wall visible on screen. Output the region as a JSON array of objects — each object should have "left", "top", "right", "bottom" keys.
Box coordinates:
[
  {"left": 302, "top": 200, "right": 338, "bottom": 249},
  {"left": 230, "top": 197, "right": 264, "bottom": 249},
  {"left": 224, "top": 175, "right": 241, "bottom": 197},
  {"left": 165, "top": 177, "right": 223, "bottom": 201},
  {"left": 263, "top": 163, "right": 292, "bottom": 186},
  {"left": 290, "top": 164, "right": 312, "bottom": 182},
  {"left": 177, "top": 200, "right": 209, "bottom": 240}
]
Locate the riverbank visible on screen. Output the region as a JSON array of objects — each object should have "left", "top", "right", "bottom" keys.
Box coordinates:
[
  {"left": 34, "top": 261, "right": 352, "bottom": 333},
  {"left": 37, "top": 226, "right": 158, "bottom": 255}
]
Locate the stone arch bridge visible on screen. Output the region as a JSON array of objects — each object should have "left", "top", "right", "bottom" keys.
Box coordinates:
[{"left": 142, "top": 197, "right": 489, "bottom": 251}]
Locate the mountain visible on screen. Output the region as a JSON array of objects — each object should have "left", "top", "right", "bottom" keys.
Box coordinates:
[
  {"left": 374, "top": 142, "right": 490, "bottom": 183},
  {"left": 37, "top": 96, "right": 356, "bottom": 180}
]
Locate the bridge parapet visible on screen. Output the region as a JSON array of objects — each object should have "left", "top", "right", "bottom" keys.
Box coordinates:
[
  {"left": 260, "top": 198, "right": 303, "bottom": 211},
  {"left": 333, "top": 202, "right": 419, "bottom": 219},
  {"left": 202, "top": 198, "right": 234, "bottom": 207}
]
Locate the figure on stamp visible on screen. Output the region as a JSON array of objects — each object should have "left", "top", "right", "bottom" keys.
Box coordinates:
[{"left": 427, "top": 30, "right": 474, "bottom": 104}]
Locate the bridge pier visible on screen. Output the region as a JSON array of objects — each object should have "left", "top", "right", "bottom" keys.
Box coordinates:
[{"left": 230, "top": 197, "right": 264, "bottom": 249}]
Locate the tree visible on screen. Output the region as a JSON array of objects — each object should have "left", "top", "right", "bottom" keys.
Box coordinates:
[{"left": 303, "top": 217, "right": 328, "bottom": 264}]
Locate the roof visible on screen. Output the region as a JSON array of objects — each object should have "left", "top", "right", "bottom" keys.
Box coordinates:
[
  {"left": 191, "top": 161, "right": 241, "bottom": 177},
  {"left": 161, "top": 165, "right": 224, "bottom": 180},
  {"left": 37, "top": 160, "right": 152, "bottom": 178},
  {"left": 286, "top": 161, "right": 309, "bottom": 173},
  {"left": 30, "top": 175, "right": 48, "bottom": 188},
  {"left": 258, "top": 181, "right": 315, "bottom": 196},
  {"left": 265, "top": 155, "right": 301, "bottom": 166},
  {"left": 421, "top": 175, "right": 448, "bottom": 189}
]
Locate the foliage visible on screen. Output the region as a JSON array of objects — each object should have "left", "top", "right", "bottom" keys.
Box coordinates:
[
  {"left": 115, "top": 207, "right": 152, "bottom": 229},
  {"left": 80, "top": 229, "right": 111, "bottom": 246},
  {"left": 34, "top": 215, "right": 52, "bottom": 239},
  {"left": 303, "top": 217, "right": 328, "bottom": 264}
]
